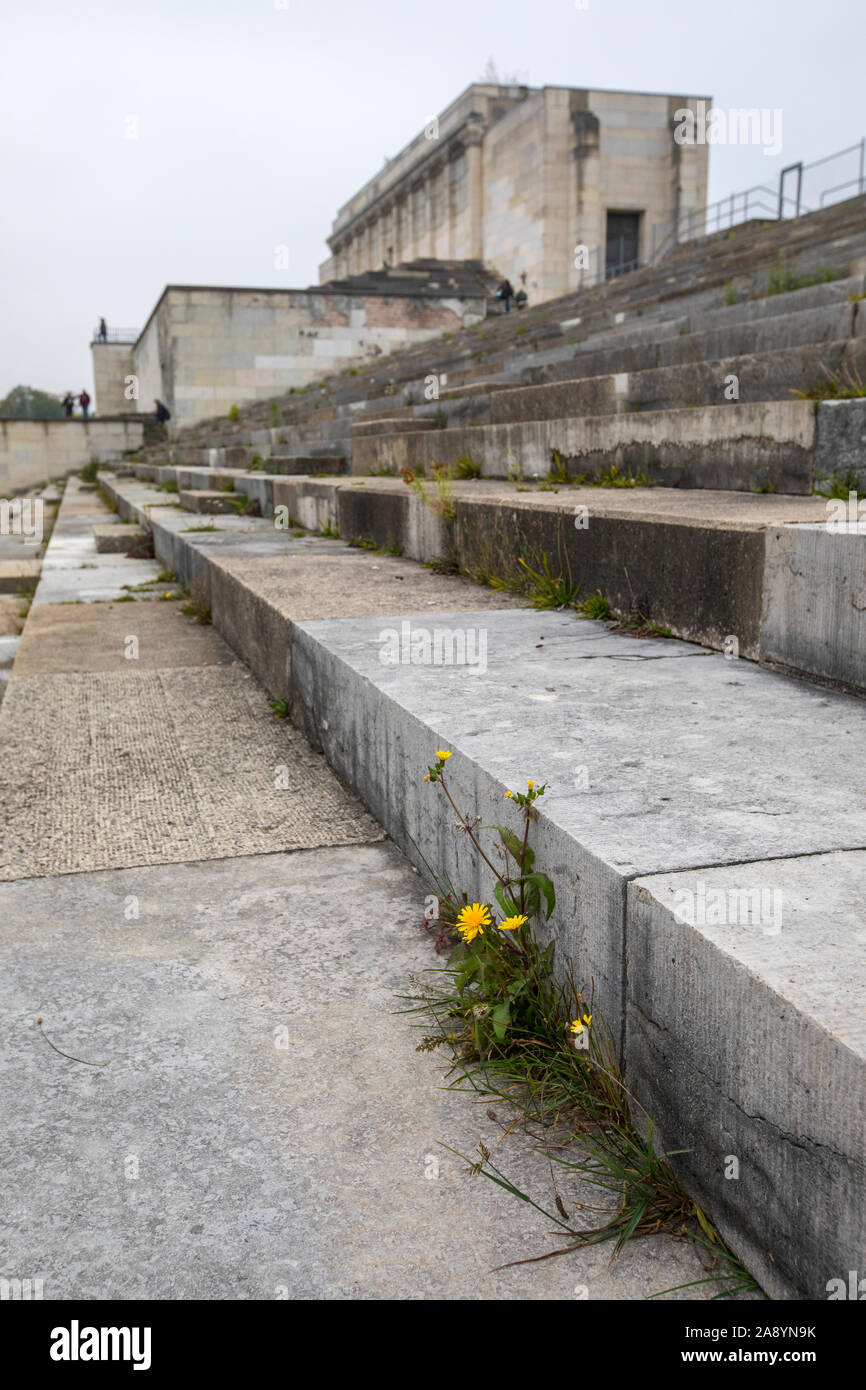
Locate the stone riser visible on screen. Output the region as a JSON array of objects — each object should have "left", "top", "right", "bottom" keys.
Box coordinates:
[
  {"left": 125, "top": 460, "right": 866, "bottom": 698},
  {"left": 350, "top": 400, "right": 821, "bottom": 493},
  {"left": 98, "top": 471, "right": 866, "bottom": 1300}
]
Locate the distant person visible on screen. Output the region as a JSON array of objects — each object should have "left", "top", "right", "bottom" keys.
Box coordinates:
[
  {"left": 62, "top": 392, "right": 75, "bottom": 417},
  {"left": 514, "top": 288, "right": 528, "bottom": 310},
  {"left": 496, "top": 278, "right": 515, "bottom": 313},
  {"left": 98, "top": 317, "right": 108, "bottom": 342},
  {"left": 154, "top": 399, "right": 171, "bottom": 424},
  {"left": 79, "top": 389, "right": 91, "bottom": 419}
]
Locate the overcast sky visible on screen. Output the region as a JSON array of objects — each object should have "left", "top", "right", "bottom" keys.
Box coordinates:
[{"left": 1, "top": 0, "right": 862, "bottom": 400}]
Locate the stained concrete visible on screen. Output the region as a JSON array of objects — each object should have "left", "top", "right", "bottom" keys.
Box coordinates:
[
  {"left": 628, "top": 853, "right": 866, "bottom": 1301},
  {"left": 0, "top": 661, "right": 382, "bottom": 880},
  {"left": 0, "top": 472, "right": 729, "bottom": 1301},
  {"left": 0, "top": 848, "right": 722, "bottom": 1301},
  {"left": 0, "top": 480, "right": 381, "bottom": 880}
]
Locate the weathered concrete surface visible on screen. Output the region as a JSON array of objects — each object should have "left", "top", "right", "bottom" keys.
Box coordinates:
[
  {"left": 0, "top": 558, "right": 40, "bottom": 592},
  {"left": 0, "top": 595, "right": 24, "bottom": 637},
  {"left": 816, "top": 397, "right": 866, "bottom": 477},
  {"left": 93, "top": 522, "right": 149, "bottom": 553},
  {"left": 761, "top": 523, "right": 866, "bottom": 689},
  {"left": 627, "top": 853, "right": 866, "bottom": 1300},
  {"left": 287, "top": 607, "right": 866, "bottom": 1024},
  {"left": 283, "top": 608, "right": 866, "bottom": 1297},
  {"left": 0, "top": 847, "right": 722, "bottom": 1300},
  {"left": 120, "top": 469, "right": 861, "bottom": 685},
  {"left": 0, "top": 470, "right": 730, "bottom": 1301},
  {"left": 33, "top": 477, "right": 161, "bottom": 606},
  {"left": 267, "top": 454, "right": 345, "bottom": 474},
  {"left": 178, "top": 489, "right": 246, "bottom": 515},
  {"left": 0, "top": 479, "right": 381, "bottom": 880},
  {"left": 489, "top": 340, "right": 866, "bottom": 425},
  {"left": 0, "top": 658, "right": 382, "bottom": 880},
  {"left": 350, "top": 400, "right": 818, "bottom": 493},
  {"left": 12, "top": 601, "right": 232, "bottom": 676}
]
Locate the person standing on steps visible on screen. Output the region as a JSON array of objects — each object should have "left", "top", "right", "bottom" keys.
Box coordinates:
[
  {"left": 496, "top": 277, "right": 515, "bottom": 313},
  {"left": 154, "top": 399, "right": 171, "bottom": 425},
  {"left": 62, "top": 392, "right": 75, "bottom": 417},
  {"left": 79, "top": 389, "right": 91, "bottom": 419}
]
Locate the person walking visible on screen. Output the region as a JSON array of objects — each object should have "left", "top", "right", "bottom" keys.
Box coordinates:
[
  {"left": 79, "top": 389, "right": 91, "bottom": 420},
  {"left": 62, "top": 392, "right": 75, "bottom": 418}
]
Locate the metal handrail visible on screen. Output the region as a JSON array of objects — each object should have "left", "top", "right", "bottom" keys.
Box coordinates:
[
  {"left": 648, "top": 137, "right": 865, "bottom": 267},
  {"left": 92, "top": 326, "right": 139, "bottom": 343}
]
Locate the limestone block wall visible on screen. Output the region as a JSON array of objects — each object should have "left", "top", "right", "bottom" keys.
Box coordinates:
[
  {"left": 320, "top": 82, "right": 710, "bottom": 305},
  {"left": 591, "top": 90, "right": 709, "bottom": 266},
  {"left": 0, "top": 418, "right": 145, "bottom": 492},
  {"left": 481, "top": 92, "right": 550, "bottom": 298},
  {"left": 91, "top": 343, "right": 136, "bottom": 416},
  {"left": 134, "top": 286, "right": 487, "bottom": 428}
]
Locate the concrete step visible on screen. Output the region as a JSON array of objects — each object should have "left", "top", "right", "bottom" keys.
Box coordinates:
[
  {"left": 351, "top": 399, "right": 826, "bottom": 493},
  {"left": 178, "top": 489, "right": 245, "bottom": 515},
  {"left": 92, "top": 522, "right": 149, "bottom": 554},
  {"left": 265, "top": 455, "right": 345, "bottom": 475},
  {"left": 99, "top": 469, "right": 866, "bottom": 1301},
  {"left": 124, "top": 463, "right": 866, "bottom": 693},
  {"left": 0, "top": 560, "right": 41, "bottom": 594},
  {"left": 487, "top": 339, "right": 866, "bottom": 426}
]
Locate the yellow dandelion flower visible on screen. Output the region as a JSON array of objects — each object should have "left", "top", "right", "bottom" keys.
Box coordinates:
[
  {"left": 436, "top": 749, "right": 452, "bottom": 761},
  {"left": 499, "top": 914, "right": 528, "bottom": 931},
  {"left": 527, "top": 779, "right": 535, "bottom": 791},
  {"left": 456, "top": 902, "right": 491, "bottom": 943},
  {"left": 504, "top": 791, "right": 513, "bottom": 799},
  {"left": 569, "top": 1018, "right": 585, "bottom": 1035}
]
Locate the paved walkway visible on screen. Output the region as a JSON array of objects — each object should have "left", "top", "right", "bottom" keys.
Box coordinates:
[{"left": 0, "top": 479, "right": 726, "bottom": 1299}]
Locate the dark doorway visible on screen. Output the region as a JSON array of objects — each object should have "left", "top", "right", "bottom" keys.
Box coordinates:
[{"left": 605, "top": 211, "right": 641, "bottom": 279}]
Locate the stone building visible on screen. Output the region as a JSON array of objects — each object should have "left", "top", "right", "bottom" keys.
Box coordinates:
[
  {"left": 319, "top": 82, "right": 710, "bottom": 302},
  {"left": 93, "top": 264, "right": 496, "bottom": 429}
]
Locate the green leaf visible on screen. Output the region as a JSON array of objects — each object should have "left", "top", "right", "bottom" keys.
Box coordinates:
[
  {"left": 491, "top": 1001, "right": 511, "bottom": 1042},
  {"left": 493, "top": 826, "right": 535, "bottom": 872},
  {"left": 524, "top": 872, "right": 556, "bottom": 920},
  {"left": 494, "top": 881, "right": 521, "bottom": 918}
]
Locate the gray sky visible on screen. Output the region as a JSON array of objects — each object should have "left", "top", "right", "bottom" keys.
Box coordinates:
[{"left": 1, "top": 0, "right": 861, "bottom": 400}]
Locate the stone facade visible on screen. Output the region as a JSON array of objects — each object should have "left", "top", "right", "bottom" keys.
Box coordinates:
[
  {"left": 91, "top": 342, "right": 135, "bottom": 416},
  {"left": 319, "top": 83, "right": 710, "bottom": 303},
  {"left": 108, "top": 270, "right": 493, "bottom": 429},
  {"left": 0, "top": 418, "right": 145, "bottom": 492}
]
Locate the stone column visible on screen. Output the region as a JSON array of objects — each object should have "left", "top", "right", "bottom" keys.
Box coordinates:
[
  {"left": 447, "top": 146, "right": 460, "bottom": 259},
  {"left": 410, "top": 180, "right": 423, "bottom": 262},
  {"left": 394, "top": 194, "right": 406, "bottom": 265},
  {"left": 365, "top": 219, "right": 375, "bottom": 273},
  {"left": 425, "top": 163, "right": 440, "bottom": 258},
  {"left": 464, "top": 120, "right": 485, "bottom": 261}
]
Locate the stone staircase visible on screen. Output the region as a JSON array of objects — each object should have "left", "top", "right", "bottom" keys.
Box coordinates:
[{"left": 101, "top": 194, "right": 866, "bottom": 1299}]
